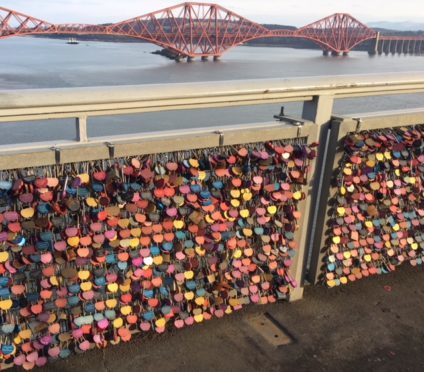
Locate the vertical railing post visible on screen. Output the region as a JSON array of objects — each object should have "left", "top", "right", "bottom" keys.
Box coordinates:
[
  {"left": 299, "top": 94, "right": 342, "bottom": 285},
  {"left": 287, "top": 125, "right": 319, "bottom": 302},
  {"left": 302, "top": 95, "right": 334, "bottom": 126},
  {"left": 76, "top": 116, "right": 88, "bottom": 142},
  {"left": 274, "top": 97, "right": 335, "bottom": 302}
]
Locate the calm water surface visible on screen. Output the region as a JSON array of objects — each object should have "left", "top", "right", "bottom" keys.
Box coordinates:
[{"left": 1, "top": 37, "right": 424, "bottom": 144}]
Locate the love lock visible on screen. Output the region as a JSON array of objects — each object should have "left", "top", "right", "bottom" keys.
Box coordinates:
[
  {"left": 0, "top": 138, "right": 320, "bottom": 368},
  {"left": 324, "top": 124, "right": 424, "bottom": 287}
]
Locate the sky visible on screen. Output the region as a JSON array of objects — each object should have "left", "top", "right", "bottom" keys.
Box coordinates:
[{"left": 2, "top": 0, "right": 423, "bottom": 26}]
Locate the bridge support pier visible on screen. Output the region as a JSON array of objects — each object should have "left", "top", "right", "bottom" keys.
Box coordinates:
[
  {"left": 187, "top": 57, "right": 194, "bottom": 63},
  {"left": 213, "top": 56, "right": 220, "bottom": 61},
  {"left": 370, "top": 32, "right": 380, "bottom": 56},
  {"left": 342, "top": 52, "right": 349, "bottom": 56},
  {"left": 322, "top": 50, "right": 329, "bottom": 56},
  {"left": 380, "top": 39, "right": 385, "bottom": 54},
  {"left": 385, "top": 39, "right": 391, "bottom": 55},
  {"left": 201, "top": 56, "right": 208, "bottom": 62},
  {"left": 331, "top": 51, "right": 341, "bottom": 56}
]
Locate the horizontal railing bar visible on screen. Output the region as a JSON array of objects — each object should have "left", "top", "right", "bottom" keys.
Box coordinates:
[
  {"left": 333, "top": 108, "right": 424, "bottom": 138},
  {"left": 0, "top": 96, "right": 313, "bottom": 123},
  {"left": 1, "top": 73, "right": 424, "bottom": 122},
  {"left": 0, "top": 121, "right": 299, "bottom": 153},
  {"left": 0, "top": 121, "right": 315, "bottom": 170},
  {"left": 335, "top": 107, "right": 424, "bottom": 120},
  {"left": 336, "top": 88, "right": 424, "bottom": 99}
]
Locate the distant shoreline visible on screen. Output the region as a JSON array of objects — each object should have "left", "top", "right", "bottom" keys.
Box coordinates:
[{"left": 30, "top": 24, "right": 424, "bottom": 53}]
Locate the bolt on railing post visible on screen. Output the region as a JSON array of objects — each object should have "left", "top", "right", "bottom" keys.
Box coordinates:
[
  {"left": 76, "top": 115, "right": 88, "bottom": 142},
  {"left": 299, "top": 94, "right": 340, "bottom": 285}
]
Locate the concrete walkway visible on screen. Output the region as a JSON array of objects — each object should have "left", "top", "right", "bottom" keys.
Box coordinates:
[{"left": 36, "top": 266, "right": 424, "bottom": 372}]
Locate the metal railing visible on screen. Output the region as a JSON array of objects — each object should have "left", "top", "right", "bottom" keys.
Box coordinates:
[
  {"left": 1, "top": 72, "right": 424, "bottom": 297},
  {"left": 308, "top": 109, "right": 424, "bottom": 283},
  {"left": 0, "top": 73, "right": 424, "bottom": 133},
  {"left": 0, "top": 72, "right": 423, "bottom": 167}
]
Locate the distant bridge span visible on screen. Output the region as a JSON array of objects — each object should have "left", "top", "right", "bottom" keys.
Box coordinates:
[{"left": 0, "top": 2, "right": 422, "bottom": 59}]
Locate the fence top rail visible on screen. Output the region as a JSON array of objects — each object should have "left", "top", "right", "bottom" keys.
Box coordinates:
[{"left": 1, "top": 72, "right": 424, "bottom": 117}]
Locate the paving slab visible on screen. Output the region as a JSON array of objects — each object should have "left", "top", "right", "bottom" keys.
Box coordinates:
[{"left": 23, "top": 265, "right": 424, "bottom": 372}]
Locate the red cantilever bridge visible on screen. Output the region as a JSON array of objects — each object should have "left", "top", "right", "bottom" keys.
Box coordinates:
[{"left": 0, "top": 2, "right": 422, "bottom": 60}]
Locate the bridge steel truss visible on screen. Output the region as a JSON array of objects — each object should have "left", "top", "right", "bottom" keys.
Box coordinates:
[{"left": 0, "top": 2, "right": 419, "bottom": 58}]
